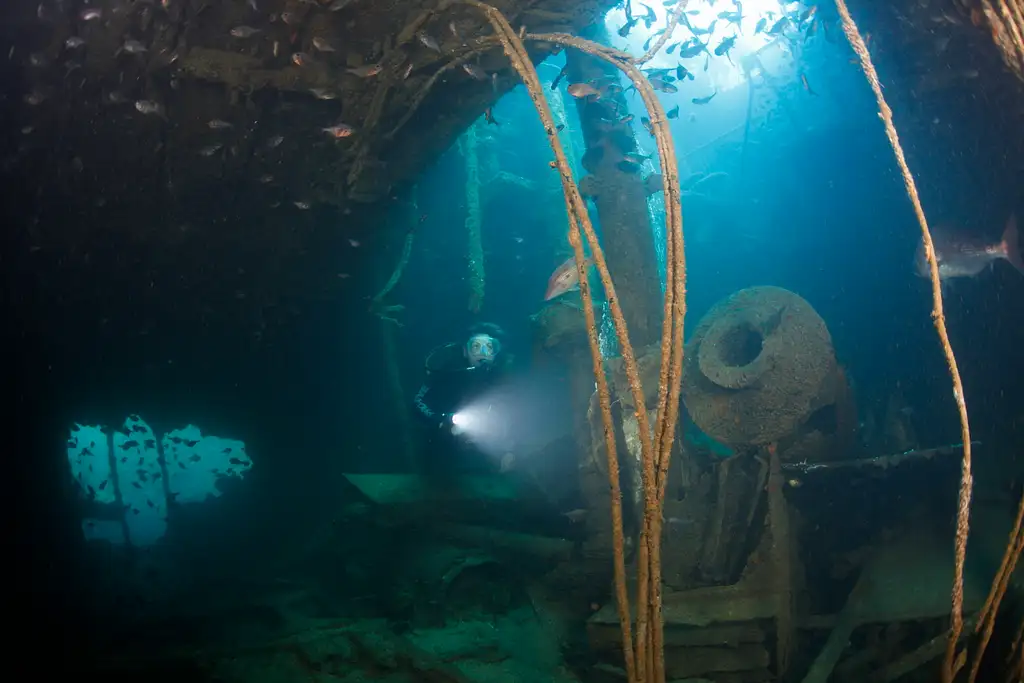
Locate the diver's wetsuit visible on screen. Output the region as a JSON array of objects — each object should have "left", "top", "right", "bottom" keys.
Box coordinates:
[{"left": 414, "top": 342, "right": 507, "bottom": 473}]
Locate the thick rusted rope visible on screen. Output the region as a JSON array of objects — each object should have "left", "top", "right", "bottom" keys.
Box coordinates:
[
  {"left": 635, "top": 3, "right": 686, "bottom": 65},
  {"left": 451, "top": 8, "right": 644, "bottom": 679},
  {"left": 384, "top": 40, "right": 496, "bottom": 139},
  {"left": 448, "top": 4, "right": 687, "bottom": 681},
  {"left": 967, "top": 491, "right": 1024, "bottom": 683},
  {"left": 535, "top": 40, "right": 686, "bottom": 683},
  {"left": 832, "top": 2, "right": 974, "bottom": 682},
  {"left": 982, "top": 0, "right": 1024, "bottom": 82},
  {"left": 1007, "top": 619, "right": 1024, "bottom": 682}
]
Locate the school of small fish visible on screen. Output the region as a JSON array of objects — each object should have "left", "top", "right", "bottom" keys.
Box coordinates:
[
  {"left": 602, "top": 0, "right": 837, "bottom": 114},
  {"left": 9, "top": 0, "right": 492, "bottom": 216},
  {"left": 11, "top": 0, "right": 997, "bottom": 304}
]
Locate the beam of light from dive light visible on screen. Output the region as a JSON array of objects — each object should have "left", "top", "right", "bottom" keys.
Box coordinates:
[
  {"left": 449, "top": 406, "right": 484, "bottom": 438},
  {"left": 447, "top": 400, "right": 506, "bottom": 451},
  {"left": 448, "top": 372, "right": 572, "bottom": 456},
  {"left": 450, "top": 410, "right": 473, "bottom": 436}
]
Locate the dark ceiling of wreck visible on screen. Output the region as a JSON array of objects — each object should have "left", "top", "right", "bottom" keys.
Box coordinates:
[
  {"left": 0, "top": 0, "right": 617, "bottom": 401},
  {"left": 2, "top": 0, "right": 1023, "bottom": 420}
]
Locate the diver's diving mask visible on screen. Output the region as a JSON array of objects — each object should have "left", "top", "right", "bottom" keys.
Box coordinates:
[{"left": 465, "top": 333, "right": 499, "bottom": 368}]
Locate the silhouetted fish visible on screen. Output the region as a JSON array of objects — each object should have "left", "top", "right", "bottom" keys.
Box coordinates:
[{"left": 915, "top": 214, "right": 1022, "bottom": 280}]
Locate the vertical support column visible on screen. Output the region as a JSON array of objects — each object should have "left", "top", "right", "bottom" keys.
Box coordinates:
[
  {"left": 459, "top": 122, "right": 485, "bottom": 314},
  {"left": 565, "top": 26, "right": 662, "bottom": 350},
  {"left": 106, "top": 428, "right": 131, "bottom": 545},
  {"left": 382, "top": 320, "right": 417, "bottom": 469}
]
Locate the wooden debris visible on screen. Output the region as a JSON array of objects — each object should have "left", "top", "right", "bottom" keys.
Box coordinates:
[
  {"left": 872, "top": 619, "right": 975, "bottom": 683},
  {"left": 782, "top": 442, "right": 978, "bottom": 474},
  {"left": 665, "top": 644, "right": 769, "bottom": 679}
]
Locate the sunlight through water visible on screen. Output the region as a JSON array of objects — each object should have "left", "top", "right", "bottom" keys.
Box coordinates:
[{"left": 606, "top": 0, "right": 800, "bottom": 92}]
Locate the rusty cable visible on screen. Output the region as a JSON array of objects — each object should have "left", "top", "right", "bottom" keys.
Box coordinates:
[
  {"left": 832, "top": 2, "right": 974, "bottom": 682},
  {"left": 449, "top": 4, "right": 687, "bottom": 681},
  {"left": 634, "top": 3, "right": 687, "bottom": 66},
  {"left": 982, "top": 0, "right": 1024, "bottom": 82},
  {"left": 968, "top": 491, "right": 1024, "bottom": 683}
]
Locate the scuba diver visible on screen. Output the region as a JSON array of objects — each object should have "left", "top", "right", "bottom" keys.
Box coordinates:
[{"left": 413, "top": 323, "right": 515, "bottom": 474}]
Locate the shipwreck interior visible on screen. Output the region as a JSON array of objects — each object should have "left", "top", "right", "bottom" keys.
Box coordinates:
[{"left": 3, "top": 0, "right": 1024, "bottom": 682}]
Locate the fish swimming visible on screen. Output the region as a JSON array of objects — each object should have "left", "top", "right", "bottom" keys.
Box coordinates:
[
  {"left": 550, "top": 65, "right": 569, "bottom": 90},
  {"left": 714, "top": 35, "right": 737, "bottom": 59},
  {"left": 639, "top": 3, "right": 657, "bottom": 28},
  {"left": 619, "top": 17, "right": 639, "bottom": 37},
  {"left": 312, "top": 37, "right": 336, "bottom": 52},
  {"left": 346, "top": 63, "right": 382, "bottom": 77},
  {"left": 230, "top": 26, "right": 261, "bottom": 38},
  {"left": 649, "top": 78, "right": 677, "bottom": 93},
  {"left": 677, "top": 39, "right": 705, "bottom": 58},
  {"left": 544, "top": 256, "right": 592, "bottom": 300},
  {"left": 134, "top": 100, "right": 167, "bottom": 119},
  {"left": 915, "top": 214, "right": 1022, "bottom": 280},
  {"left": 321, "top": 123, "right": 354, "bottom": 138},
  {"left": 768, "top": 17, "right": 789, "bottom": 35},
  {"left": 567, "top": 82, "right": 602, "bottom": 99},
  {"left": 417, "top": 30, "right": 441, "bottom": 52},
  {"left": 462, "top": 63, "right": 488, "bottom": 81}
]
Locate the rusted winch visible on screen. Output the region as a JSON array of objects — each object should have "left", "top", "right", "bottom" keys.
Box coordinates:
[{"left": 681, "top": 286, "right": 854, "bottom": 461}]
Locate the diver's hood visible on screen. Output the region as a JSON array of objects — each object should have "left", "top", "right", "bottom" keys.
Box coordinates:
[{"left": 425, "top": 342, "right": 476, "bottom": 375}]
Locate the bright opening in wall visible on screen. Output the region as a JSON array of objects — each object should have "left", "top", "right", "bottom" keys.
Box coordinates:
[{"left": 68, "top": 416, "right": 252, "bottom": 547}]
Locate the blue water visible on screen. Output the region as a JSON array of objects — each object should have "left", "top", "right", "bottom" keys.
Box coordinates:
[{"left": 7, "top": 0, "right": 1024, "bottom": 680}]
